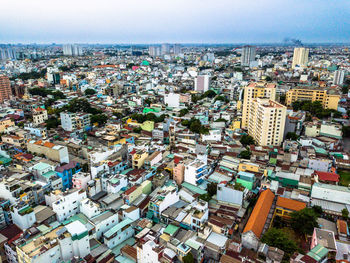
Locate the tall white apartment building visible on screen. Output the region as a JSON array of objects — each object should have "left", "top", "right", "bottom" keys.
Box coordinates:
[
  {"left": 62, "top": 44, "right": 83, "bottom": 56},
  {"left": 194, "top": 75, "right": 210, "bottom": 92},
  {"left": 241, "top": 45, "right": 256, "bottom": 66},
  {"left": 60, "top": 112, "right": 91, "bottom": 132},
  {"left": 242, "top": 82, "right": 276, "bottom": 129},
  {"left": 292, "top": 47, "right": 309, "bottom": 69},
  {"left": 333, "top": 70, "right": 346, "bottom": 85},
  {"left": 184, "top": 159, "right": 208, "bottom": 186},
  {"left": 247, "top": 98, "right": 287, "bottom": 146}
]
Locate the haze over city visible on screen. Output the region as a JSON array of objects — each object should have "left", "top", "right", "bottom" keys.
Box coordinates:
[{"left": 1, "top": 0, "right": 350, "bottom": 44}]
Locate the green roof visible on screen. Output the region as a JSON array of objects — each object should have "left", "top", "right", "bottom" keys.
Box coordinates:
[
  {"left": 269, "top": 158, "right": 277, "bottom": 165},
  {"left": 62, "top": 213, "right": 88, "bottom": 225},
  {"left": 104, "top": 218, "right": 133, "bottom": 239},
  {"left": 181, "top": 182, "right": 207, "bottom": 195},
  {"left": 32, "top": 162, "right": 51, "bottom": 171},
  {"left": 110, "top": 178, "right": 120, "bottom": 184},
  {"left": 0, "top": 157, "right": 11, "bottom": 165},
  {"left": 42, "top": 170, "right": 57, "bottom": 179},
  {"left": 164, "top": 224, "right": 179, "bottom": 236},
  {"left": 185, "top": 238, "right": 202, "bottom": 250},
  {"left": 307, "top": 244, "right": 328, "bottom": 261}
]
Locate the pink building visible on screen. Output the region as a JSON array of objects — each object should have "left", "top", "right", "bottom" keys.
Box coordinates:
[
  {"left": 72, "top": 172, "right": 91, "bottom": 190},
  {"left": 173, "top": 163, "right": 184, "bottom": 185}
]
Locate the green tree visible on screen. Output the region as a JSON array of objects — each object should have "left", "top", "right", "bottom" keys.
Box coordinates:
[
  {"left": 183, "top": 252, "right": 194, "bottom": 263},
  {"left": 207, "top": 182, "right": 217, "bottom": 197},
  {"left": 261, "top": 228, "right": 298, "bottom": 260},
  {"left": 82, "top": 163, "right": 89, "bottom": 173},
  {"left": 239, "top": 150, "right": 251, "bottom": 159},
  {"left": 286, "top": 132, "right": 299, "bottom": 140},
  {"left": 46, "top": 117, "right": 60, "bottom": 129},
  {"left": 84, "top": 89, "right": 96, "bottom": 96},
  {"left": 133, "top": 127, "right": 142, "bottom": 133},
  {"left": 342, "top": 208, "right": 349, "bottom": 219},
  {"left": 312, "top": 205, "right": 323, "bottom": 216},
  {"left": 343, "top": 126, "right": 350, "bottom": 138},
  {"left": 198, "top": 193, "right": 211, "bottom": 202},
  {"left": 179, "top": 108, "right": 189, "bottom": 117},
  {"left": 91, "top": 114, "right": 108, "bottom": 126},
  {"left": 240, "top": 135, "right": 255, "bottom": 146},
  {"left": 291, "top": 208, "right": 319, "bottom": 235}
]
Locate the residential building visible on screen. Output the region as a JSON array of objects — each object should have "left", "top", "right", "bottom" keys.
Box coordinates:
[
  {"left": 292, "top": 47, "right": 309, "bottom": 69},
  {"left": 0, "top": 75, "right": 12, "bottom": 102},
  {"left": 16, "top": 221, "right": 90, "bottom": 263},
  {"left": 32, "top": 107, "right": 48, "bottom": 125},
  {"left": 62, "top": 44, "right": 83, "bottom": 56},
  {"left": 286, "top": 86, "right": 340, "bottom": 110},
  {"left": 242, "top": 82, "right": 276, "bottom": 129},
  {"left": 194, "top": 75, "right": 210, "bottom": 92},
  {"left": 47, "top": 189, "right": 87, "bottom": 222},
  {"left": 333, "top": 70, "right": 345, "bottom": 85},
  {"left": 184, "top": 159, "right": 208, "bottom": 186},
  {"left": 27, "top": 140, "right": 69, "bottom": 163},
  {"left": 132, "top": 150, "right": 148, "bottom": 169},
  {"left": 60, "top": 112, "right": 91, "bottom": 132},
  {"left": 55, "top": 161, "right": 81, "bottom": 190},
  {"left": 241, "top": 45, "right": 256, "bottom": 66},
  {"left": 247, "top": 99, "right": 287, "bottom": 146}
]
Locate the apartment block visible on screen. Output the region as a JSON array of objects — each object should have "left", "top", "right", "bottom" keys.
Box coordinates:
[
  {"left": 32, "top": 107, "right": 48, "bottom": 125},
  {"left": 16, "top": 220, "right": 89, "bottom": 263},
  {"left": 292, "top": 47, "right": 309, "bottom": 69},
  {"left": 247, "top": 99, "right": 287, "bottom": 146},
  {"left": 27, "top": 140, "right": 69, "bottom": 164},
  {"left": 184, "top": 159, "right": 208, "bottom": 186},
  {"left": 0, "top": 75, "right": 12, "bottom": 102},
  {"left": 60, "top": 112, "right": 91, "bottom": 132},
  {"left": 286, "top": 86, "right": 340, "bottom": 110},
  {"left": 46, "top": 189, "right": 87, "bottom": 222},
  {"left": 242, "top": 82, "right": 276, "bottom": 129}
]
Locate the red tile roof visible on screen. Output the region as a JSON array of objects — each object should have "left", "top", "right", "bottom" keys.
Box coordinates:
[{"left": 315, "top": 171, "right": 339, "bottom": 182}]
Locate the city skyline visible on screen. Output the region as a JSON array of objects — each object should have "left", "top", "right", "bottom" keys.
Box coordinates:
[{"left": 1, "top": 0, "right": 349, "bottom": 44}]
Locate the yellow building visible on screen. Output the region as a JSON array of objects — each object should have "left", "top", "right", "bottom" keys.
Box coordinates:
[
  {"left": 229, "top": 120, "right": 241, "bottom": 130},
  {"left": 273, "top": 196, "right": 306, "bottom": 220},
  {"left": 141, "top": 121, "right": 154, "bottom": 132},
  {"left": 132, "top": 150, "right": 148, "bottom": 169},
  {"left": 238, "top": 162, "right": 260, "bottom": 173},
  {"left": 242, "top": 82, "right": 276, "bottom": 129},
  {"left": 286, "top": 86, "right": 340, "bottom": 110},
  {"left": 0, "top": 118, "right": 15, "bottom": 133},
  {"left": 247, "top": 99, "right": 286, "bottom": 146}
]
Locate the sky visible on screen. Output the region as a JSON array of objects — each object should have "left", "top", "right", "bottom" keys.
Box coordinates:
[{"left": 1, "top": 0, "right": 350, "bottom": 44}]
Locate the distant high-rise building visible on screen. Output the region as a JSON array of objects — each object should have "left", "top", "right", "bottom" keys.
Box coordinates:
[
  {"left": 0, "top": 47, "right": 17, "bottom": 60},
  {"left": 247, "top": 98, "right": 286, "bottom": 146},
  {"left": 241, "top": 45, "right": 256, "bottom": 66},
  {"left": 292, "top": 47, "right": 309, "bottom": 69},
  {"left": 0, "top": 75, "right": 12, "bottom": 102},
  {"left": 161, "top": 43, "right": 171, "bottom": 55},
  {"left": 173, "top": 44, "right": 181, "bottom": 55},
  {"left": 333, "top": 70, "right": 346, "bottom": 85},
  {"left": 242, "top": 82, "right": 276, "bottom": 129},
  {"left": 194, "top": 75, "right": 210, "bottom": 92},
  {"left": 149, "top": 46, "right": 161, "bottom": 57},
  {"left": 63, "top": 44, "right": 83, "bottom": 56}
]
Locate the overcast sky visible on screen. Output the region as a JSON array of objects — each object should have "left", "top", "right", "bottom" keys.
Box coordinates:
[{"left": 1, "top": 0, "right": 349, "bottom": 44}]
